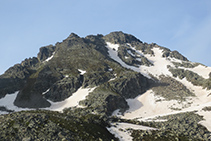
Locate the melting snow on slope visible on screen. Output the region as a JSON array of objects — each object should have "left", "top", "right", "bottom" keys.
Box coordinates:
[
  {"left": 0, "top": 92, "right": 30, "bottom": 114},
  {"left": 106, "top": 42, "right": 176, "bottom": 78},
  {"left": 107, "top": 42, "right": 119, "bottom": 51},
  {"left": 175, "top": 77, "right": 211, "bottom": 131},
  {"left": 107, "top": 122, "right": 156, "bottom": 141},
  {"left": 0, "top": 87, "right": 96, "bottom": 114},
  {"left": 44, "top": 52, "right": 55, "bottom": 62},
  {"left": 138, "top": 47, "right": 173, "bottom": 77},
  {"left": 46, "top": 87, "right": 96, "bottom": 111},
  {"left": 42, "top": 88, "right": 50, "bottom": 95},
  {"left": 118, "top": 89, "right": 211, "bottom": 122},
  {"left": 107, "top": 42, "right": 211, "bottom": 132},
  {"left": 114, "top": 83, "right": 211, "bottom": 131},
  {"left": 118, "top": 90, "right": 181, "bottom": 120},
  {"left": 78, "top": 69, "right": 86, "bottom": 75},
  {"left": 176, "top": 77, "right": 211, "bottom": 104},
  {"left": 106, "top": 42, "right": 149, "bottom": 78},
  {"left": 198, "top": 111, "right": 211, "bottom": 131},
  {"left": 180, "top": 64, "right": 211, "bottom": 79}
]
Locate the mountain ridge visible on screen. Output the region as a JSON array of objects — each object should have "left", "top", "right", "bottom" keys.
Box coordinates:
[{"left": 0, "top": 31, "right": 211, "bottom": 140}]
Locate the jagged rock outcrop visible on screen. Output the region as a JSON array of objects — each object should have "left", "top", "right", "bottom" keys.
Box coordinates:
[
  {"left": 162, "top": 48, "right": 188, "bottom": 61},
  {"left": 109, "top": 71, "right": 150, "bottom": 99},
  {"left": 44, "top": 75, "right": 83, "bottom": 102},
  {"left": 14, "top": 78, "right": 51, "bottom": 108},
  {"left": 118, "top": 45, "right": 153, "bottom": 67},
  {"left": 103, "top": 31, "right": 141, "bottom": 44},
  {"left": 79, "top": 85, "right": 129, "bottom": 115},
  {"left": 37, "top": 45, "right": 56, "bottom": 62},
  {"left": 0, "top": 58, "right": 38, "bottom": 98}
]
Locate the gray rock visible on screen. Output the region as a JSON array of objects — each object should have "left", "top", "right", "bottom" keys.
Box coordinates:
[
  {"left": 37, "top": 45, "right": 56, "bottom": 62},
  {"left": 44, "top": 76, "right": 82, "bottom": 102}
]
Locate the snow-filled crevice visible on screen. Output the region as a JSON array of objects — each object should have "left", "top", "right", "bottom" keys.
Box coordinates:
[{"left": 44, "top": 52, "right": 55, "bottom": 62}]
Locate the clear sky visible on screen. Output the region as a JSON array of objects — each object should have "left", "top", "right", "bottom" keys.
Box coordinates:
[{"left": 0, "top": 0, "right": 211, "bottom": 75}]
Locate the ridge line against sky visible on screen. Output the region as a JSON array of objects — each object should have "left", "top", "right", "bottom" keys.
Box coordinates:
[{"left": 0, "top": 0, "right": 211, "bottom": 74}]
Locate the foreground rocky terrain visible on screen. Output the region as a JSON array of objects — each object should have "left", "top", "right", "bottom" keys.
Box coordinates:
[{"left": 0, "top": 31, "right": 211, "bottom": 140}]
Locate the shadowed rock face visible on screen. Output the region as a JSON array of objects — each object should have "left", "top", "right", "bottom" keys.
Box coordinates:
[
  {"left": 0, "top": 58, "right": 39, "bottom": 98},
  {"left": 44, "top": 75, "right": 83, "bottom": 102},
  {"left": 37, "top": 45, "right": 56, "bottom": 62}
]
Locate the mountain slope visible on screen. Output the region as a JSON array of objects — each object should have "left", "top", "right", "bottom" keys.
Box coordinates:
[{"left": 0, "top": 31, "right": 211, "bottom": 140}]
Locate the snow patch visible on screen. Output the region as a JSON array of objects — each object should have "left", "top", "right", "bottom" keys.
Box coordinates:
[
  {"left": 198, "top": 110, "right": 211, "bottom": 132},
  {"left": 108, "top": 68, "right": 113, "bottom": 71},
  {"left": 119, "top": 90, "right": 181, "bottom": 120},
  {"left": 45, "top": 52, "right": 55, "bottom": 62},
  {"left": 0, "top": 87, "right": 97, "bottom": 115},
  {"left": 180, "top": 64, "right": 211, "bottom": 79},
  {"left": 176, "top": 77, "right": 211, "bottom": 104},
  {"left": 138, "top": 47, "right": 174, "bottom": 78},
  {"left": 107, "top": 42, "right": 119, "bottom": 51},
  {"left": 65, "top": 75, "right": 69, "bottom": 78},
  {"left": 42, "top": 88, "right": 50, "bottom": 95},
  {"left": 107, "top": 122, "right": 156, "bottom": 141},
  {"left": 106, "top": 43, "right": 178, "bottom": 79},
  {"left": 78, "top": 69, "right": 86, "bottom": 75},
  {"left": 136, "top": 58, "right": 142, "bottom": 62},
  {"left": 127, "top": 50, "right": 135, "bottom": 57},
  {"left": 118, "top": 88, "right": 210, "bottom": 121},
  {"left": 109, "top": 74, "right": 117, "bottom": 82},
  {"left": 46, "top": 87, "right": 96, "bottom": 111},
  {"left": 175, "top": 77, "right": 211, "bottom": 131},
  {"left": 0, "top": 92, "right": 30, "bottom": 114},
  {"left": 106, "top": 42, "right": 150, "bottom": 78}
]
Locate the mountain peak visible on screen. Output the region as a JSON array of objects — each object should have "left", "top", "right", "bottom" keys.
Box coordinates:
[
  {"left": 104, "top": 31, "right": 141, "bottom": 44},
  {"left": 66, "top": 33, "right": 80, "bottom": 40},
  {"left": 0, "top": 31, "right": 211, "bottom": 140}
]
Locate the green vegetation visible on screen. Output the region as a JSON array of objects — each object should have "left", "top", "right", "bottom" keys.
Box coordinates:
[{"left": 0, "top": 110, "right": 117, "bottom": 141}]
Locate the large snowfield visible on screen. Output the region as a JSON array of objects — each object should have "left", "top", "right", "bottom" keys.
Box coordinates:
[{"left": 106, "top": 42, "right": 211, "bottom": 139}]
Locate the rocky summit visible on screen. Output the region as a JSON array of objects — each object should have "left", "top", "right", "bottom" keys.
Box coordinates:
[{"left": 0, "top": 31, "right": 211, "bottom": 140}]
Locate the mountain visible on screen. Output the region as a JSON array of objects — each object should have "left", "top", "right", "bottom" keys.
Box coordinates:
[{"left": 0, "top": 31, "right": 211, "bottom": 140}]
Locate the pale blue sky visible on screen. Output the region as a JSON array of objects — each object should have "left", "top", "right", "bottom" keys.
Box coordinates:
[{"left": 0, "top": 0, "right": 211, "bottom": 74}]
